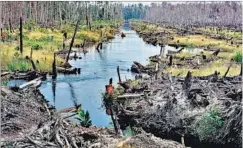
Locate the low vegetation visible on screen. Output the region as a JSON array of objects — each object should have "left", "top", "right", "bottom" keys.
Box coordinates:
[
  {"left": 1, "top": 19, "right": 121, "bottom": 72},
  {"left": 196, "top": 107, "right": 223, "bottom": 141},
  {"left": 76, "top": 108, "right": 92, "bottom": 128},
  {"left": 132, "top": 21, "right": 242, "bottom": 77}
]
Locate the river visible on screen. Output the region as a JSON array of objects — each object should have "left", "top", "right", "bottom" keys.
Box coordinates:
[{"left": 7, "top": 24, "right": 171, "bottom": 126}]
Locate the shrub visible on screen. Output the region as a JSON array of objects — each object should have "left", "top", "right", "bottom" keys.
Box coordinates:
[
  {"left": 76, "top": 109, "right": 92, "bottom": 128},
  {"left": 232, "top": 52, "right": 242, "bottom": 64},
  {"left": 196, "top": 107, "right": 223, "bottom": 141},
  {"left": 31, "top": 43, "right": 42, "bottom": 50}
]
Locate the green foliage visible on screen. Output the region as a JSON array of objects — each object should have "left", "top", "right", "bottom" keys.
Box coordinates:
[
  {"left": 232, "top": 52, "right": 242, "bottom": 64},
  {"left": 76, "top": 109, "right": 92, "bottom": 128},
  {"left": 196, "top": 107, "right": 223, "bottom": 141},
  {"left": 31, "top": 43, "right": 42, "bottom": 50},
  {"left": 7, "top": 57, "right": 32, "bottom": 71}
]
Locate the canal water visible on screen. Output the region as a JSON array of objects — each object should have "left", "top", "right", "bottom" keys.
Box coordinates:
[
  {"left": 39, "top": 24, "right": 160, "bottom": 127},
  {"left": 9, "top": 23, "right": 182, "bottom": 127}
]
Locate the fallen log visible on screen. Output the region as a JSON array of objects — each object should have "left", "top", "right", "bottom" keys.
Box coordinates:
[
  {"left": 56, "top": 66, "right": 80, "bottom": 74},
  {"left": 117, "top": 93, "right": 144, "bottom": 99},
  {"left": 19, "top": 77, "right": 42, "bottom": 90},
  {"left": 58, "top": 104, "right": 81, "bottom": 113},
  {"left": 1, "top": 72, "right": 10, "bottom": 77},
  {"left": 10, "top": 70, "right": 39, "bottom": 80}
]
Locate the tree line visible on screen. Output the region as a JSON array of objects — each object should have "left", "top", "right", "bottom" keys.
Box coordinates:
[
  {"left": 0, "top": 1, "right": 123, "bottom": 30},
  {"left": 144, "top": 2, "right": 242, "bottom": 30},
  {"left": 122, "top": 3, "right": 147, "bottom": 20}
]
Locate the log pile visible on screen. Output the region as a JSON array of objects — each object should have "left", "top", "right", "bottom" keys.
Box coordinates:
[
  {"left": 1, "top": 86, "right": 184, "bottom": 148},
  {"left": 115, "top": 72, "right": 242, "bottom": 147}
]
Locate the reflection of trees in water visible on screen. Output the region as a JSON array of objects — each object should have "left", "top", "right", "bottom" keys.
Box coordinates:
[
  {"left": 52, "top": 79, "right": 56, "bottom": 105},
  {"left": 51, "top": 79, "right": 78, "bottom": 107},
  {"left": 68, "top": 83, "right": 78, "bottom": 107}
]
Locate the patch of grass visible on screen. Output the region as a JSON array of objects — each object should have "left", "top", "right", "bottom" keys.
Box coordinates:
[
  {"left": 196, "top": 107, "right": 223, "bottom": 141},
  {"left": 232, "top": 52, "right": 242, "bottom": 64},
  {"left": 7, "top": 58, "right": 32, "bottom": 71},
  {"left": 76, "top": 30, "right": 100, "bottom": 42},
  {"left": 166, "top": 59, "right": 240, "bottom": 77},
  {"left": 1, "top": 20, "right": 119, "bottom": 72}
]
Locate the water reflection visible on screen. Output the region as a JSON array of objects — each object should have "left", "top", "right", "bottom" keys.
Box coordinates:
[
  {"left": 52, "top": 79, "right": 56, "bottom": 105},
  {"left": 68, "top": 82, "right": 78, "bottom": 107},
  {"left": 38, "top": 24, "right": 162, "bottom": 126}
]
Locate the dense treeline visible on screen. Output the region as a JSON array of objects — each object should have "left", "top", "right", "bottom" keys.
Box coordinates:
[
  {"left": 0, "top": 1, "right": 123, "bottom": 29},
  {"left": 122, "top": 3, "right": 147, "bottom": 20},
  {"left": 144, "top": 2, "right": 242, "bottom": 29}
]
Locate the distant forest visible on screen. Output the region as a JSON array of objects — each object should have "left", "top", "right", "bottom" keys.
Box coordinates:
[
  {"left": 0, "top": 1, "right": 123, "bottom": 29},
  {"left": 0, "top": 2, "right": 242, "bottom": 29}
]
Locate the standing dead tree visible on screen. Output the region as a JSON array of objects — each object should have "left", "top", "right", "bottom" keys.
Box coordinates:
[
  {"left": 63, "top": 20, "right": 80, "bottom": 68},
  {"left": 19, "top": 17, "right": 23, "bottom": 54}
]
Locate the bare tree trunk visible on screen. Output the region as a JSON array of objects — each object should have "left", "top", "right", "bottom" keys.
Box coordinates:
[
  {"left": 59, "top": 2, "right": 62, "bottom": 27},
  {"left": 117, "top": 66, "right": 122, "bottom": 83},
  {"left": 30, "top": 47, "right": 33, "bottom": 59},
  {"left": 224, "top": 62, "right": 233, "bottom": 77},
  {"left": 9, "top": 18, "right": 12, "bottom": 33},
  {"left": 64, "top": 19, "right": 79, "bottom": 67},
  {"left": 19, "top": 17, "right": 23, "bottom": 54},
  {"left": 52, "top": 53, "right": 57, "bottom": 79},
  {"left": 240, "top": 63, "right": 242, "bottom": 76},
  {"left": 85, "top": 2, "right": 89, "bottom": 26}
]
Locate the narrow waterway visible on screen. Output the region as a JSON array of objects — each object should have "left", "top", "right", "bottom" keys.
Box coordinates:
[
  {"left": 39, "top": 24, "right": 161, "bottom": 126},
  {"left": 7, "top": 24, "right": 201, "bottom": 127},
  {"left": 8, "top": 23, "right": 181, "bottom": 126}
]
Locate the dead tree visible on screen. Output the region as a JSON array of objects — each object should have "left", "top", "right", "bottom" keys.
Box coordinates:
[
  {"left": 64, "top": 20, "right": 79, "bottom": 68},
  {"left": 169, "top": 55, "right": 173, "bottom": 66},
  {"left": 89, "top": 21, "right": 91, "bottom": 31},
  {"left": 19, "top": 17, "right": 23, "bottom": 54},
  {"left": 240, "top": 63, "right": 242, "bottom": 76},
  {"left": 52, "top": 53, "right": 57, "bottom": 79},
  {"left": 212, "top": 49, "right": 220, "bottom": 56},
  {"left": 117, "top": 66, "right": 122, "bottom": 83},
  {"left": 183, "top": 71, "right": 192, "bottom": 97},
  {"left": 224, "top": 61, "right": 233, "bottom": 77},
  {"left": 9, "top": 18, "right": 12, "bottom": 33},
  {"left": 63, "top": 32, "right": 67, "bottom": 50},
  {"left": 30, "top": 47, "right": 33, "bottom": 59},
  {"left": 160, "top": 45, "right": 164, "bottom": 57},
  {"left": 30, "top": 59, "right": 37, "bottom": 71},
  {"left": 96, "top": 42, "right": 102, "bottom": 51}
]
